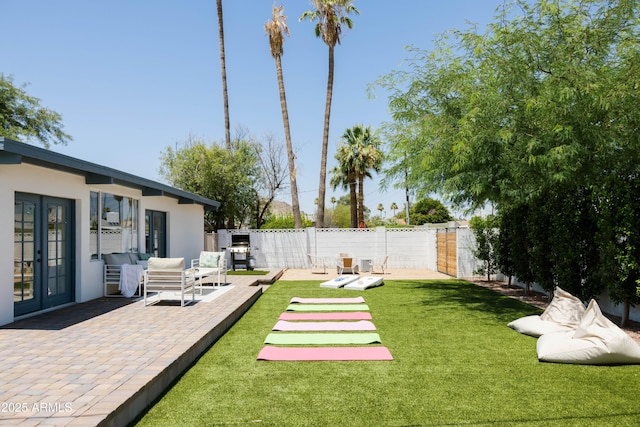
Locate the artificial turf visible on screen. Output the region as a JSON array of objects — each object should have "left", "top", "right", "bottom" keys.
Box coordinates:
[{"left": 135, "top": 279, "right": 640, "bottom": 426}]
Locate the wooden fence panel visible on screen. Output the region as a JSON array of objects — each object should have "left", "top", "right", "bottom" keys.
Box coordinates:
[{"left": 437, "top": 229, "right": 457, "bottom": 277}]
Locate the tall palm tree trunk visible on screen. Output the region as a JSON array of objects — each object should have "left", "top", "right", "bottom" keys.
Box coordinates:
[
  {"left": 349, "top": 177, "right": 358, "bottom": 228},
  {"left": 357, "top": 174, "right": 365, "bottom": 225},
  {"left": 217, "top": 0, "right": 231, "bottom": 151},
  {"left": 317, "top": 45, "right": 335, "bottom": 228},
  {"left": 275, "top": 55, "right": 303, "bottom": 228}
]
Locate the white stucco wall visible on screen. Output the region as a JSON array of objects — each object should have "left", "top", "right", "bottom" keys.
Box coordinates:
[{"left": 1, "top": 162, "right": 205, "bottom": 326}]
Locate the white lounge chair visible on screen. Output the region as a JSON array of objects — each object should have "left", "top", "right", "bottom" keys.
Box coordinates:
[
  {"left": 191, "top": 251, "right": 227, "bottom": 291},
  {"left": 372, "top": 256, "right": 389, "bottom": 274},
  {"left": 307, "top": 253, "right": 328, "bottom": 274},
  {"left": 144, "top": 257, "right": 195, "bottom": 307}
]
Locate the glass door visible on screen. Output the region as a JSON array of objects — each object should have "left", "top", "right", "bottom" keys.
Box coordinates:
[
  {"left": 145, "top": 210, "right": 166, "bottom": 257},
  {"left": 14, "top": 194, "right": 74, "bottom": 316}
]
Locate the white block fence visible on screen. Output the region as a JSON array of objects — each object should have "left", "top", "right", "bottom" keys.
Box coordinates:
[{"left": 210, "top": 226, "right": 639, "bottom": 322}]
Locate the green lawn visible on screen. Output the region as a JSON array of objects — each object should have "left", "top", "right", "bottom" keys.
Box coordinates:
[{"left": 136, "top": 280, "right": 640, "bottom": 426}]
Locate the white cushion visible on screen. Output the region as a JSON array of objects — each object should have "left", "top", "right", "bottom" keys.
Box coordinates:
[
  {"left": 507, "top": 315, "right": 574, "bottom": 337},
  {"left": 199, "top": 252, "right": 220, "bottom": 268},
  {"left": 539, "top": 287, "right": 586, "bottom": 327},
  {"left": 537, "top": 300, "right": 640, "bottom": 365},
  {"left": 148, "top": 257, "right": 184, "bottom": 270},
  {"left": 508, "top": 287, "right": 586, "bottom": 337}
]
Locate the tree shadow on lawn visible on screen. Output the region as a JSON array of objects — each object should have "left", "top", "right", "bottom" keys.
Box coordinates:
[{"left": 406, "top": 279, "right": 543, "bottom": 324}]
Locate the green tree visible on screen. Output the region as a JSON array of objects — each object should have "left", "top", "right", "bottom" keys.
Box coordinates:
[
  {"left": 262, "top": 213, "right": 313, "bottom": 229},
  {"left": 0, "top": 75, "right": 72, "bottom": 148},
  {"left": 265, "top": 5, "right": 303, "bottom": 229},
  {"left": 410, "top": 198, "right": 453, "bottom": 225},
  {"left": 329, "top": 150, "right": 358, "bottom": 228},
  {"left": 390, "top": 202, "right": 398, "bottom": 217},
  {"left": 300, "top": 0, "right": 359, "bottom": 228},
  {"left": 597, "top": 175, "right": 640, "bottom": 326},
  {"left": 159, "top": 135, "right": 259, "bottom": 230},
  {"left": 377, "top": 0, "right": 640, "bottom": 317},
  {"left": 469, "top": 215, "right": 499, "bottom": 281},
  {"left": 332, "top": 125, "right": 383, "bottom": 227}
]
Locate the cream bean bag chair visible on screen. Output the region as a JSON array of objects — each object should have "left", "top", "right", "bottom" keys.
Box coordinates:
[
  {"left": 537, "top": 299, "right": 640, "bottom": 365},
  {"left": 508, "top": 287, "right": 586, "bottom": 337}
]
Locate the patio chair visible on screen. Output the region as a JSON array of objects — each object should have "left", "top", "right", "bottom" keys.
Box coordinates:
[
  {"left": 337, "top": 255, "right": 359, "bottom": 275},
  {"left": 191, "top": 251, "right": 227, "bottom": 291},
  {"left": 307, "top": 253, "right": 328, "bottom": 274},
  {"left": 372, "top": 255, "right": 389, "bottom": 274},
  {"left": 144, "top": 257, "right": 195, "bottom": 307}
]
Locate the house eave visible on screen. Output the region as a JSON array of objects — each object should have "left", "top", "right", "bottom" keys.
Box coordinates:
[{"left": 0, "top": 138, "right": 220, "bottom": 210}]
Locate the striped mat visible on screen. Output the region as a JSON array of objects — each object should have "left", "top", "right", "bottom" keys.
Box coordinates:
[
  {"left": 286, "top": 304, "right": 369, "bottom": 312},
  {"left": 290, "top": 297, "right": 365, "bottom": 304},
  {"left": 278, "top": 311, "right": 372, "bottom": 321},
  {"left": 264, "top": 332, "right": 381, "bottom": 345},
  {"left": 272, "top": 320, "right": 376, "bottom": 331},
  {"left": 257, "top": 345, "right": 393, "bottom": 361}
]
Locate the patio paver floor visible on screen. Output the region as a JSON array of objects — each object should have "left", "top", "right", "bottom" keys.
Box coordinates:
[{"left": 0, "top": 272, "right": 274, "bottom": 426}]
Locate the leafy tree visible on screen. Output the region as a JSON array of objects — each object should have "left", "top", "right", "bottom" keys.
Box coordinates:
[
  {"left": 597, "top": 174, "right": 640, "bottom": 326},
  {"left": 377, "top": 0, "right": 640, "bottom": 317},
  {"left": 469, "top": 215, "right": 499, "bottom": 281},
  {"left": 262, "top": 213, "right": 313, "bottom": 229},
  {"left": 0, "top": 74, "right": 72, "bottom": 148},
  {"left": 159, "top": 135, "right": 259, "bottom": 230},
  {"left": 265, "top": 5, "right": 303, "bottom": 229},
  {"left": 300, "top": 0, "right": 359, "bottom": 228},
  {"left": 410, "top": 198, "right": 453, "bottom": 225}
]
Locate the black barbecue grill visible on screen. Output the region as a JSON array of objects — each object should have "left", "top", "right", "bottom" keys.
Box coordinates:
[{"left": 229, "top": 234, "right": 253, "bottom": 270}]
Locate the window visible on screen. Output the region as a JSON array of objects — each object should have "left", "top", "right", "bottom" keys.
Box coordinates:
[{"left": 90, "top": 191, "right": 139, "bottom": 259}]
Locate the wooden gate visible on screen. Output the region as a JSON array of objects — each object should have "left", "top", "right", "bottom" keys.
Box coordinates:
[{"left": 437, "top": 228, "right": 457, "bottom": 277}]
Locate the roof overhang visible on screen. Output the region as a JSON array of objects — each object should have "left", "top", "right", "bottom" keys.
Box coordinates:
[{"left": 0, "top": 138, "right": 220, "bottom": 211}]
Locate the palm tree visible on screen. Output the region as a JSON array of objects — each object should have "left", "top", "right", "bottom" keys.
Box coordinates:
[
  {"left": 300, "top": 0, "right": 359, "bottom": 228},
  {"left": 377, "top": 203, "right": 384, "bottom": 218},
  {"left": 330, "top": 196, "right": 337, "bottom": 209},
  {"left": 330, "top": 160, "right": 357, "bottom": 228},
  {"left": 216, "top": 0, "right": 231, "bottom": 151},
  {"left": 390, "top": 202, "right": 398, "bottom": 217},
  {"left": 341, "top": 125, "right": 383, "bottom": 226},
  {"left": 265, "top": 5, "right": 302, "bottom": 229}
]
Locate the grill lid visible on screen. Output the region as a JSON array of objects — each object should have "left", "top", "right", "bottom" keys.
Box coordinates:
[{"left": 231, "top": 234, "right": 250, "bottom": 247}]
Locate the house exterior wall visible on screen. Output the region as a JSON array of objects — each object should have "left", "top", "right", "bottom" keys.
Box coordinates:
[{"left": 1, "top": 162, "right": 205, "bottom": 326}]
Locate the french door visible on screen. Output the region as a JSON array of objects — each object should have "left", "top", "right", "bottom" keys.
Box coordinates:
[{"left": 14, "top": 194, "right": 74, "bottom": 317}]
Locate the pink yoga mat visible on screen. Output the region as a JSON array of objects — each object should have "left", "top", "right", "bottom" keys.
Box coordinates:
[
  {"left": 290, "top": 297, "right": 365, "bottom": 304},
  {"left": 278, "top": 312, "right": 372, "bottom": 321},
  {"left": 272, "top": 320, "right": 376, "bottom": 331},
  {"left": 257, "top": 345, "right": 393, "bottom": 361}
]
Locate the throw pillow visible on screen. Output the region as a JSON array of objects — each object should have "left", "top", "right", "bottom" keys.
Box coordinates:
[{"left": 199, "top": 252, "right": 220, "bottom": 268}]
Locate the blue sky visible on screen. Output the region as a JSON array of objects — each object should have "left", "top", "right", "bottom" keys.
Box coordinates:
[{"left": 4, "top": 0, "right": 505, "bottom": 219}]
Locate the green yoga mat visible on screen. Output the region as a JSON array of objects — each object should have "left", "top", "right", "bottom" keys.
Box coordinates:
[
  {"left": 285, "top": 303, "right": 369, "bottom": 312},
  {"left": 264, "top": 332, "right": 381, "bottom": 345}
]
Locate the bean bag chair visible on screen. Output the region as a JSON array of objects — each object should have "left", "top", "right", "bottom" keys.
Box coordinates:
[
  {"left": 537, "top": 299, "right": 640, "bottom": 365},
  {"left": 508, "top": 287, "right": 586, "bottom": 337}
]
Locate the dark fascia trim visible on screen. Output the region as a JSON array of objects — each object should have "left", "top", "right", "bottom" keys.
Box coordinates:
[{"left": 0, "top": 138, "right": 220, "bottom": 210}]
